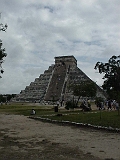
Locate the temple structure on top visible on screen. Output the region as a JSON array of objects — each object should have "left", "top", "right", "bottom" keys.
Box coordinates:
[{"left": 13, "top": 56, "right": 105, "bottom": 103}]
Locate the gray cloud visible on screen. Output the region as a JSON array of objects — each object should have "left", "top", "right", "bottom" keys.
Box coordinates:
[{"left": 0, "top": 0, "right": 120, "bottom": 94}]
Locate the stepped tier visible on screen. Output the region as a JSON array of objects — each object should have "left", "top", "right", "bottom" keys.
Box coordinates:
[
  {"left": 12, "top": 56, "right": 105, "bottom": 103},
  {"left": 14, "top": 65, "right": 54, "bottom": 102}
]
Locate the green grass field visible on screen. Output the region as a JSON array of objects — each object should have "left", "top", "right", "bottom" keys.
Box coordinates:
[{"left": 0, "top": 102, "right": 120, "bottom": 129}]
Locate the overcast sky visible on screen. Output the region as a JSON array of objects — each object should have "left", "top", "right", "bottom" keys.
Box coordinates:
[{"left": 0, "top": 0, "right": 120, "bottom": 94}]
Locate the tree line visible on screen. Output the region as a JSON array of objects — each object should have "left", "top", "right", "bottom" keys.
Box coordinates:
[{"left": 0, "top": 94, "right": 16, "bottom": 103}]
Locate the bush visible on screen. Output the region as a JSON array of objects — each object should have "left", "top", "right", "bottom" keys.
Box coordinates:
[{"left": 65, "top": 101, "right": 77, "bottom": 110}]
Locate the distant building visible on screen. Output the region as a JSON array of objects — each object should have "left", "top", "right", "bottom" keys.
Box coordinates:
[{"left": 12, "top": 56, "right": 106, "bottom": 103}]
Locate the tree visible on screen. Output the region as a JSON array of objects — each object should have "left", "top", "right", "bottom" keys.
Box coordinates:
[
  {"left": 0, "top": 94, "right": 16, "bottom": 103},
  {"left": 69, "top": 81, "right": 97, "bottom": 107},
  {"left": 0, "top": 14, "right": 8, "bottom": 78},
  {"left": 72, "top": 81, "right": 97, "bottom": 98},
  {"left": 0, "top": 22, "right": 8, "bottom": 32},
  {"left": 0, "top": 40, "right": 7, "bottom": 77},
  {"left": 94, "top": 55, "right": 120, "bottom": 103}
]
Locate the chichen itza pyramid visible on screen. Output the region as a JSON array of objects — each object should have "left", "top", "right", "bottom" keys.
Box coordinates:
[{"left": 13, "top": 56, "right": 105, "bottom": 103}]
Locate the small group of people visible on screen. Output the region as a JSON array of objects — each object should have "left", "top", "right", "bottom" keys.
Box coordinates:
[
  {"left": 80, "top": 99, "right": 92, "bottom": 111},
  {"left": 56, "top": 100, "right": 65, "bottom": 107},
  {"left": 105, "top": 100, "right": 119, "bottom": 110},
  {"left": 96, "top": 99, "right": 119, "bottom": 111},
  {"left": 96, "top": 101, "right": 105, "bottom": 110},
  {"left": 1, "top": 101, "right": 8, "bottom": 105}
]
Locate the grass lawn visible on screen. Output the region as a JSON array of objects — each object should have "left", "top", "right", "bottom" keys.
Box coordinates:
[
  {"left": 0, "top": 102, "right": 120, "bottom": 129},
  {"left": 42, "top": 111, "right": 120, "bottom": 129}
]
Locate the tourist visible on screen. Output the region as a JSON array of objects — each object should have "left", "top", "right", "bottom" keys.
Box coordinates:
[
  {"left": 101, "top": 101, "right": 105, "bottom": 110},
  {"left": 112, "top": 100, "right": 117, "bottom": 110},
  {"left": 115, "top": 101, "right": 119, "bottom": 110},
  {"left": 31, "top": 109, "right": 36, "bottom": 115},
  {"left": 57, "top": 101, "right": 59, "bottom": 106},
  {"left": 107, "top": 100, "right": 112, "bottom": 110},
  {"left": 98, "top": 101, "right": 102, "bottom": 110}
]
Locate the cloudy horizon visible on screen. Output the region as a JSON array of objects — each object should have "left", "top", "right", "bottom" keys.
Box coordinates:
[{"left": 0, "top": 0, "right": 120, "bottom": 94}]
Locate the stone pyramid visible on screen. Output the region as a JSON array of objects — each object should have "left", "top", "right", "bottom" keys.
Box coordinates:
[{"left": 14, "top": 56, "right": 104, "bottom": 103}]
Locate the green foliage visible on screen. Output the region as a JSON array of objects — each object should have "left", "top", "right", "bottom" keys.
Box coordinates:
[
  {"left": 95, "top": 97, "right": 104, "bottom": 104},
  {"left": 65, "top": 100, "right": 77, "bottom": 110},
  {"left": 0, "top": 16, "right": 8, "bottom": 78},
  {"left": 0, "top": 23, "right": 8, "bottom": 32},
  {"left": 94, "top": 55, "right": 120, "bottom": 103},
  {"left": 68, "top": 82, "right": 97, "bottom": 108},
  {"left": 70, "top": 81, "right": 97, "bottom": 98},
  {"left": 0, "top": 41, "right": 7, "bottom": 76},
  {"left": 0, "top": 94, "right": 16, "bottom": 102},
  {"left": 0, "top": 95, "right": 5, "bottom": 102}
]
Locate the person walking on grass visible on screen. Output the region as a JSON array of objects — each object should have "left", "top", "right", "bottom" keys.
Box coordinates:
[{"left": 108, "top": 100, "right": 112, "bottom": 110}]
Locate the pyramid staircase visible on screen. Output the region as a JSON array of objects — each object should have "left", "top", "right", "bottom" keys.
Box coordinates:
[
  {"left": 44, "top": 63, "right": 67, "bottom": 101},
  {"left": 12, "top": 56, "right": 106, "bottom": 103}
]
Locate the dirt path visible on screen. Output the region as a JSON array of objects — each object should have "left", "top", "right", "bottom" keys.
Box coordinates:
[{"left": 0, "top": 114, "right": 120, "bottom": 160}]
